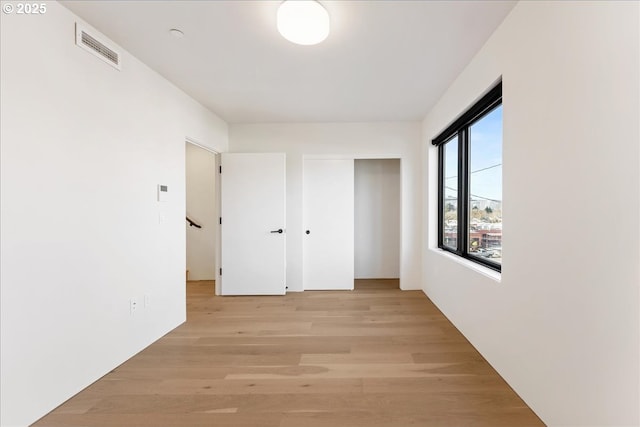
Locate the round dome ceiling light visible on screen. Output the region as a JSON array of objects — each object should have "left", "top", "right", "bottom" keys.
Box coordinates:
[{"left": 277, "top": 0, "right": 330, "bottom": 46}]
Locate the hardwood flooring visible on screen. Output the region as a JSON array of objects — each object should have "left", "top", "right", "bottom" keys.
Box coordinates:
[{"left": 33, "top": 279, "right": 544, "bottom": 426}]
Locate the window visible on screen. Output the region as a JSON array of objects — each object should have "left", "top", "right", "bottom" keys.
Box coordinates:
[{"left": 433, "top": 82, "right": 502, "bottom": 272}]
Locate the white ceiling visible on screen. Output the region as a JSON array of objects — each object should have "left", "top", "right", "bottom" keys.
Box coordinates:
[{"left": 61, "top": 1, "right": 516, "bottom": 124}]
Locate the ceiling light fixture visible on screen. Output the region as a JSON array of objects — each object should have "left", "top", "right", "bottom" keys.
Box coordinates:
[{"left": 277, "top": 0, "right": 330, "bottom": 46}]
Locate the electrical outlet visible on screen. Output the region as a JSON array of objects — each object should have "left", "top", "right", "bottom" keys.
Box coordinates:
[
  {"left": 130, "top": 298, "right": 138, "bottom": 315},
  {"left": 144, "top": 294, "right": 150, "bottom": 308}
]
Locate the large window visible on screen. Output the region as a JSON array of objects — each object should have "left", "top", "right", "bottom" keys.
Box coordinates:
[{"left": 433, "top": 82, "right": 502, "bottom": 272}]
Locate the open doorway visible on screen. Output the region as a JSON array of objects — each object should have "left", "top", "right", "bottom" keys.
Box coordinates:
[
  {"left": 185, "top": 141, "right": 218, "bottom": 293},
  {"left": 354, "top": 159, "right": 401, "bottom": 290}
]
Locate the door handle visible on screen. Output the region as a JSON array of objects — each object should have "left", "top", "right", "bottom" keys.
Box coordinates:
[
  {"left": 270, "top": 229, "right": 283, "bottom": 234},
  {"left": 305, "top": 230, "right": 310, "bottom": 235}
]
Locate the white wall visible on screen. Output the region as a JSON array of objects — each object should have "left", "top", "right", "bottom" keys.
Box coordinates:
[
  {"left": 229, "top": 122, "right": 421, "bottom": 291},
  {"left": 0, "top": 3, "right": 228, "bottom": 426},
  {"left": 355, "top": 159, "right": 400, "bottom": 279},
  {"left": 422, "top": 2, "right": 639, "bottom": 426},
  {"left": 186, "top": 143, "right": 217, "bottom": 281}
]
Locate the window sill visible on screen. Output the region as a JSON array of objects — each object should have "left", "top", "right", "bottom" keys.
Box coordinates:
[{"left": 430, "top": 248, "right": 502, "bottom": 283}]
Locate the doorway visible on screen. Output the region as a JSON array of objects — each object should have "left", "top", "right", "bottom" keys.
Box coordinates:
[
  {"left": 354, "top": 159, "right": 401, "bottom": 288},
  {"left": 302, "top": 157, "right": 401, "bottom": 291},
  {"left": 354, "top": 159, "right": 400, "bottom": 286},
  {"left": 185, "top": 141, "right": 218, "bottom": 291}
]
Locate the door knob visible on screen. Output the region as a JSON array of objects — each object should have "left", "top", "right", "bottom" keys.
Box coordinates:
[
  {"left": 305, "top": 230, "right": 310, "bottom": 235},
  {"left": 270, "top": 229, "right": 283, "bottom": 234}
]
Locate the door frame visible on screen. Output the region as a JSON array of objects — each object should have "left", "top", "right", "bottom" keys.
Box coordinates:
[
  {"left": 302, "top": 154, "right": 403, "bottom": 290},
  {"left": 185, "top": 137, "right": 221, "bottom": 295}
]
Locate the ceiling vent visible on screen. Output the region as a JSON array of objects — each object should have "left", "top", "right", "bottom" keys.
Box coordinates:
[{"left": 75, "top": 23, "right": 121, "bottom": 70}]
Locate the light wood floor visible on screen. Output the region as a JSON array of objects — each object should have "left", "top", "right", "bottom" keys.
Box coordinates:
[{"left": 33, "top": 279, "right": 544, "bottom": 426}]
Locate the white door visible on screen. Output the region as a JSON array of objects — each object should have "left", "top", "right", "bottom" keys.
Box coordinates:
[
  {"left": 220, "top": 153, "right": 286, "bottom": 295},
  {"left": 303, "top": 158, "right": 354, "bottom": 290}
]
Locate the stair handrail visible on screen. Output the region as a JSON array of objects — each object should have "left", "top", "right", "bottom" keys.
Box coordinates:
[{"left": 186, "top": 217, "right": 202, "bottom": 228}]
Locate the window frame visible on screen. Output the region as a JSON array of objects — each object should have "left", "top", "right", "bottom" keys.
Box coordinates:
[{"left": 433, "top": 82, "right": 502, "bottom": 272}]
